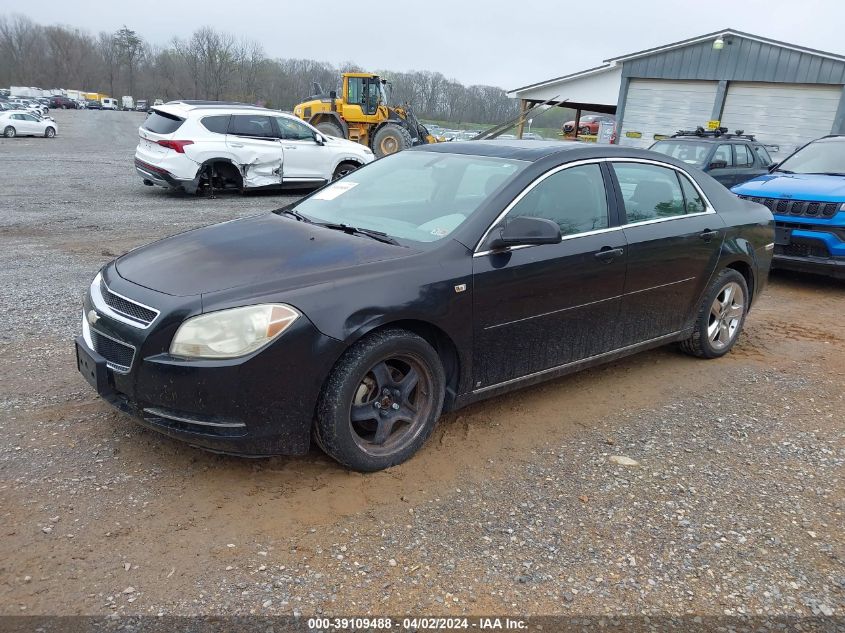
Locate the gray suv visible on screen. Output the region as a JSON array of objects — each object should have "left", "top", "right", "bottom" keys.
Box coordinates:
[{"left": 650, "top": 129, "right": 774, "bottom": 188}]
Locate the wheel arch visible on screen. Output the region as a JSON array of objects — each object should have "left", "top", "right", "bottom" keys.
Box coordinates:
[
  {"left": 191, "top": 157, "right": 245, "bottom": 193},
  {"left": 343, "top": 319, "right": 462, "bottom": 412},
  {"left": 723, "top": 258, "right": 755, "bottom": 307}
]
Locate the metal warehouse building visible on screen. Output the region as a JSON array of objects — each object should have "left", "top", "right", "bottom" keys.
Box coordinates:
[{"left": 508, "top": 28, "right": 845, "bottom": 157}]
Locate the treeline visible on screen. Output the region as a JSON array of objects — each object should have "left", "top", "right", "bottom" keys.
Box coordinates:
[{"left": 0, "top": 14, "right": 517, "bottom": 124}]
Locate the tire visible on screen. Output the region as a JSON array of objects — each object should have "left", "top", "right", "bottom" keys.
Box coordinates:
[
  {"left": 579, "top": 126, "right": 591, "bottom": 135},
  {"left": 315, "top": 121, "right": 344, "bottom": 138},
  {"left": 3, "top": 126, "right": 15, "bottom": 138},
  {"left": 332, "top": 161, "right": 359, "bottom": 181},
  {"left": 680, "top": 268, "right": 749, "bottom": 359},
  {"left": 372, "top": 124, "right": 413, "bottom": 158},
  {"left": 45, "top": 127, "right": 55, "bottom": 138},
  {"left": 315, "top": 328, "right": 446, "bottom": 472}
]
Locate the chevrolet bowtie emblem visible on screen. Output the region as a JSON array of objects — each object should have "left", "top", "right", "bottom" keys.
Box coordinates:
[{"left": 87, "top": 310, "right": 100, "bottom": 325}]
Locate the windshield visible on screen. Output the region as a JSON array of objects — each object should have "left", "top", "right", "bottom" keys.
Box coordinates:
[
  {"left": 777, "top": 138, "right": 845, "bottom": 174},
  {"left": 650, "top": 140, "right": 710, "bottom": 167},
  {"left": 290, "top": 151, "right": 527, "bottom": 244}
]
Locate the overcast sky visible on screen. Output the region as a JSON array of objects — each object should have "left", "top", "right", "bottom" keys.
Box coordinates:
[{"left": 4, "top": 0, "right": 845, "bottom": 89}]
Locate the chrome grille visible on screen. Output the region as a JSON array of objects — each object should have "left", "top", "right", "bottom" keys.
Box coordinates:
[
  {"left": 100, "top": 279, "right": 158, "bottom": 326},
  {"left": 91, "top": 329, "right": 135, "bottom": 372},
  {"left": 739, "top": 195, "right": 839, "bottom": 218}
]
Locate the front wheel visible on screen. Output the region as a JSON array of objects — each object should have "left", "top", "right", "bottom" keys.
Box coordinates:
[
  {"left": 332, "top": 161, "right": 359, "bottom": 181},
  {"left": 3, "top": 126, "right": 15, "bottom": 138},
  {"left": 680, "top": 269, "right": 749, "bottom": 358},
  {"left": 315, "top": 328, "right": 446, "bottom": 472},
  {"left": 372, "top": 124, "right": 413, "bottom": 158},
  {"left": 45, "top": 127, "right": 56, "bottom": 138}
]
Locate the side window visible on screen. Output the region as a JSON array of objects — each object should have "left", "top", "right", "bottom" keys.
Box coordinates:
[
  {"left": 508, "top": 163, "right": 609, "bottom": 236},
  {"left": 735, "top": 144, "right": 753, "bottom": 167},
  {"left": 347, "top": 77, "right": 363, "bottom": 105},
  {"left": 678, "top": 173, "right": 706, "bottom": 214},
  {"left": 613, "top": 163, "right": 685, "bottom": 222},
  {"left": 201, "top": 115, "right": 230, "bottom": 134},
  {"left": 276, "top": 117, "right": 315, "bottom": 141},
  {"left": 229, "top": 115, "right": 276, "bottom": 138},
  {"left": 712, "top": 144, "right": 734, "bottom": 167},
  {"left": 754, "top": 145, "right": 773, "bottom": 166}
]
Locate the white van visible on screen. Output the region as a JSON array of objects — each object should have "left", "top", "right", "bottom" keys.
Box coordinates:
[
  {"left": 101, "top": 98, "right": 118, "bottom": 110},
  {"left": 121, "top": 96, "right": 134, "bottom": 110}
]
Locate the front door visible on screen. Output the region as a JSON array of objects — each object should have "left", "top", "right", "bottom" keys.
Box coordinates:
[
  {"left": 609, "top": 160, "right": 726, "bottom": 343},
  {"left": 472, "top": 162, "right": 627, "bottom": 390},
  {"left": 273, "top": 116, "right": 328, "bottom": 182},
  {"left": 225, "top": 114, "right": 283, "bottom": 187}
]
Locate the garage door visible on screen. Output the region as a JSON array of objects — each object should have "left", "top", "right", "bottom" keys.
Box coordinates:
[
  {"left": 720, "top": 82, "right": 842, "bottom": 158},
  {"left": 620, "top": 80, "right": 718, "bottom": 149}
]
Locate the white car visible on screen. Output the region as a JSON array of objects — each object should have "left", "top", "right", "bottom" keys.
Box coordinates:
[
  {"left": 8, "top": 99, "right": 47, "bottom": 115},
  {"left": 134, "top": 102, "right": 374, "bottom": 193},
  {"left": 101, "top": 98, "right": 119, "bottom": 110},
  {"left": 1, "top": 111, "right": 58, "bottom": 138}
]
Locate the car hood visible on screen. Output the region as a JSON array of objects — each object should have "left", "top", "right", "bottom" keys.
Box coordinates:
[
  {"left": 732, "top": 172, "right": 845, "bottom": 201},
  {"left": 323, "top": 135, "right": 372, "bottom": 155},
  {"left": 115, "top": 213, "right": 414, "bottom": 297}
]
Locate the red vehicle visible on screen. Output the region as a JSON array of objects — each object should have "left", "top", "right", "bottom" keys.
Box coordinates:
[
  {"left": 49, "top": 95, "right": 78, "bottom": 110},
  {"left": 563, "top": 114, "right": 615, "bottom": 135}
]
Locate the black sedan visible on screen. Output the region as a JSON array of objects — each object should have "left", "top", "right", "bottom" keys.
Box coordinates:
[{"left": 75, "top": 141, "right": 774, "bottom": 471}]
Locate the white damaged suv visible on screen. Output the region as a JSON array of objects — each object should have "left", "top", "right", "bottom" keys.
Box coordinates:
[{"left": 134, "top": 101, "right": 374, "bottom": 194}]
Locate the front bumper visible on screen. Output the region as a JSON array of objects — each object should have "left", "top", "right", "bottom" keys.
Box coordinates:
[
  {"left": 772, "top": 219, "right": 845, "bottom": 279},
  {"left": 76, "top": 270, "right": 345, "bottom": 456}
]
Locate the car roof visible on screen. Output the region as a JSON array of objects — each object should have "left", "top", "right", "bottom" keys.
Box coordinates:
[
  {"left": 410, "top": 140, "right": 679, "bottom": 163},
  {"left": 659, "top": 136, "right": 758, "bottom": 143}
]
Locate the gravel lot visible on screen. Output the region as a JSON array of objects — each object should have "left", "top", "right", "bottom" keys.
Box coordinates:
[{"left": 1, "top": 110, "right": 843, "bottom": 622}]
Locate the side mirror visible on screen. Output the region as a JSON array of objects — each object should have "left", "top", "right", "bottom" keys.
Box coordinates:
[
  {"left": 488, "top": 216, "right": 562, "bottom": 251},
  {"left": 314, "top": 132, "right": 325, "bottom": 145},
  {"left": 708, "top": 160, "right": 728, "bottom": 170}
]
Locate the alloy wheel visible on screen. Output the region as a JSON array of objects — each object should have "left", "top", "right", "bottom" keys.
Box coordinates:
[
  {"left": 348, "top": 353, "right": 434, "bottom": 457},
  {"left": 707, "top": 281, "right": 744, "bottom": 350}
]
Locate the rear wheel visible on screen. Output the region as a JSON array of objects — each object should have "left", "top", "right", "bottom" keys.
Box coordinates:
[
  {"left": 372, "top": 124, "right": 413, "bottom": 158},
  {"left": 3, "top": 126, "right": 15, "bottom": 138},
  {"left": 680, "top": 269, "right": 749, "bottom": 358},
  {"left": 315, "top": 121, "right": 344, "bottom": 138},
  {"left": 315, "top": 328, "right": 445, "bottom": 472},
  {"left": 45, "top": 127, "right": 56, "bottom": 138}
]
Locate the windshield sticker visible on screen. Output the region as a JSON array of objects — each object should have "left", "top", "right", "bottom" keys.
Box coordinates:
[
  {"left": 313, "top": 181, "right": 359, "bottom": 201},
  {"left": 430, "top": 227, "right": 449, "bottom": 238}
]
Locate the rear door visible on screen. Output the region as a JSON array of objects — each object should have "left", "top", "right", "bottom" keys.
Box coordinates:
[
  {"left": 226, "top": 114, "right": 283, "bottom": 187},
  {"left": 732, "top": 143, "right": 766, "bottom": 186},
  {"left": 610, "top": 160, "right": 726, "bottom": 342},
  {"left": 273, "top": 116, "right": 328, "bottom": 182}
]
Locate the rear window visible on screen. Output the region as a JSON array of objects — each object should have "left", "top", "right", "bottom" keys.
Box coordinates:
[
  {"left": 142, "top": 111, "right": 184, "bottom": 134},
  {"left": 201, "top": 115, "right": 231, "bottom": 134}
]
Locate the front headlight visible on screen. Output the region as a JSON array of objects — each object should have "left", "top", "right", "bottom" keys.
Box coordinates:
[{"left": 170, "top": 304, "right": 300, "bottom": 359}]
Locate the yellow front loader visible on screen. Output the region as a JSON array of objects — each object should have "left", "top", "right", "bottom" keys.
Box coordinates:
[{"left": 293, "top": 73, "right": 438, "bottom": 158}]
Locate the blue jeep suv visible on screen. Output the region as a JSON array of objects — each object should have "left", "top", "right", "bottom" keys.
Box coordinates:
[{"left": 732, "top": 135, "right": 845, "bottom": 279}]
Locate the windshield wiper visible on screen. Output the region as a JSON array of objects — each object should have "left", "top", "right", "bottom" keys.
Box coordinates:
[
  {"left": 318, "top": 222, "right": 401, "bottom": 246},
  {"left": 808, "top": 172, "right": 845, "bottom": 177},
  {"left": 274, "top": 207, "right": 313, "bottom": 223},
  {"left": 773, "top": 168, "right": 794, "bottom": 174}
]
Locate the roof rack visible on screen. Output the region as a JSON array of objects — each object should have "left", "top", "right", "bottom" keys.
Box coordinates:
[
  {"left": 671, "top": 126, "right": 756, "bottom": 141},
  {"left": 164, "top": 100, "right": 268, "bottom": 110}
]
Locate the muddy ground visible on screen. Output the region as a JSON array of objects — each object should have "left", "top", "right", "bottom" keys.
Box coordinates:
[{"left": 0, "top": 110, "right": 843, "bottom": 619}]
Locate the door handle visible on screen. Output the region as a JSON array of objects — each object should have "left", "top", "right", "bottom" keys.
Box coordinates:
[
  {"left": 699, "top": 229, "right": 719, "bottom": 242},
  {"left": 594, "top": 247, "right": 624, "bottom": 262},
  {"left": 229, "top": 142, "right": 244, "bottom": 148},
  {"left": 283, "top": 146, "right": 296, "bottom": 150}
]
